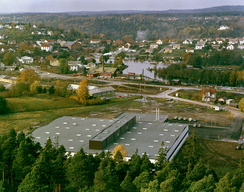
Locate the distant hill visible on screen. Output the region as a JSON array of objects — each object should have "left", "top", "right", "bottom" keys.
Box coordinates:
[{"left": 67, "top": 5, "right": 244, "bottom": 15}]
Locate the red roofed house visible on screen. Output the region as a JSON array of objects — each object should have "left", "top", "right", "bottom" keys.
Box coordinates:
[
  {"left": 41, "top": 44, "right": 53, "bottom": 52},
  {"left": 202, "top": 88, "right": 216, "bottom": 103}
]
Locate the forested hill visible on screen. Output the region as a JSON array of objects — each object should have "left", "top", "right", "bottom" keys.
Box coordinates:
[
  {"left": 1, "top": 5, "right": 244, "bottom": 40},
  {"left": 67, "top": 5, "right": 244, "bottom": 15}
]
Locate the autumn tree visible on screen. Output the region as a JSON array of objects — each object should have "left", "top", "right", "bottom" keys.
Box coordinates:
[
  {"left": 30, "top": 80, "right": 41, "bottom": 94},
  {"left": 54, "top": 80, "right": 61, "bottom": 96},
  {"left": 112, "top": 144, "right": 128, "bottom": 159},
  {"left": 17, "top": 69, "right": 40, "bottom": 92},
  {"left": 77, "top": 78, "right": 89, "bottom": 105},
  {"left": 238, "top": 98, "right": 244, "bottom": 112}
]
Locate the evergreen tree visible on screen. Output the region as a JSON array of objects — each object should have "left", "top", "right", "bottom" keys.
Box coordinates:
[
  {"left": 129, "top": 149, "right": 141, "bottom": 180},
  {"left": 59, "top": 58, "right": 69, "bottom": 74},
  {"left": 93, "top": 160, "right": 120, "bottom": 192},
  {"left": 214, "top": 173, "right": 236, "bottom": 192},
  {"left": 0, "top": 96, "right": 8, "bottom": 114},
  {"left": 188, "top": 174, "right": 216, "bottom": 192},
  {"left": 140, "top": 152, "right": 154, "bottom": 173},
  {"left": 231, "top": 160, "right": 244, "bottom": 191},
  {"left": 66, "top": 148, "right": 99, "bottom": 191},
  {"left": 155, "top": 142, "right": 167, "bottom": 171},
  {"left": 120, "top": 171, "right": 137, "bottom": 192},
  {"left": 133, "top": 171, "right": 152, "bottom": 192}
]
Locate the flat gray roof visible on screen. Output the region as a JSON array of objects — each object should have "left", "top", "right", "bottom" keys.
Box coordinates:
[{"left": 31, "top": 113, "right": 187, "bottom": 159}]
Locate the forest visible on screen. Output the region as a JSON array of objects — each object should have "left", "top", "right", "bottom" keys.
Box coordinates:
[{"left": 0, "top": 129, "right": 242, "bottom": 192}]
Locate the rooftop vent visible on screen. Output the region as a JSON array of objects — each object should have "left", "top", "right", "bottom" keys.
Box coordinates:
[
  {"left": 56, "top": 133, "right": 60, "bottom": 135},
  {"left": 92, "top": 124, "right": 96, "bottom": 126},
  {"left": 143, "top": 127, "right": 147, "bottom": 130},
  {"left": 131, "top": 138, "right": 136, "bottom": 141},
  {"left": 125, "top": 143, "right": 130, "bottom": 146},
  {"left": 120, "top": 137, "right": 125, "bottom": 140},
  {"left": 164, "top": 129, "right": 168, "bottom": 132},
  {"left": 149, "top": 146, "right": 154, "bottom": 148},
  {"left": 170, "top": 135, "right": 175, "bottom": 137},
  {"left": 138, "top": 122, "right": 142, "bottom": 124},
  {"left": 165, "top": 141, "right": 170, "bottom": 143},
  {"left": 65, "top": 127, "right": 70, "bottom": 129},
  {"left": 154, "top": 140, "right": 159, "bottom": 142},
  {"left": 159, "top": 133, "right": 164, "bottom": 136},
  {"left": 102, "top": 125, "right": 106, "bottom": 127},
  {"left": 95, "top": 129, "right": 100, "bottom": 131},
  {"left": 174, "top": 130, "right": 179, "bottom": 132},
  {"left": 36, "top": 137, "right": 41, "bottom": 139},
  {"left": 168, "top": 124, "right": 172, "bottom": 126},
  {"left": 87, "top": 135, "right": 92, "bottom": 137},
  {"left": 72, "top": 117, "right": 76, "bottom": 119},
  {"left": 45, "top": 132, "right": 50, "bottom": 134},
  {"left": 55, "top": 126, "right": 60, "bottom": 128},
  {"left": 79, "top": 140, "right": 84, "bottom": 142},
  {"left": 148, "top": 123, "right": 152, "bottom": 124},
  {"left": 133, "top": 127, "right": 137, "bottom": 129},
  {"left": 127, "top": 131, "right": 131, "bottom": 134},
  {"left": 114, "top": 143, "right": 118, "bottom": 145},
  {"left": 179, "top": 124, "right": 183, "bottom": 126},
  {"left": 137, "top": 132, "right": 142, "bottom": 134},
  {"left": 73, "top": 123, "right": 77, "bottom": 126},
  {"left": 63, "top": 122, "right": 67, "bottom": 125},
  {"left": 81, "top": 118, "right": 85, "bottom": 120},
  {"left": 69, "top": 147, "right": 74, "bottom": 149},
  {"left": 68, "top": 139, "right": 73, "bottom": 142},
  {"left": 76, "top": 134, "right": 81, "bottom": 136},
  {"left": 100, "top": 119, "right": 104, "bottom": 121},
  {"left": 85, "top": 128, "right": 90, "bottom": 130}
]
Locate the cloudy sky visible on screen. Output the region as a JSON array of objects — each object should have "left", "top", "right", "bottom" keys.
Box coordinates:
[{"left": 0, "top": 0, "right": 243, "bottom": 13}]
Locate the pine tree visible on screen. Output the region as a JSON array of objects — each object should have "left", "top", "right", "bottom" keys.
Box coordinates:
[
  {"left": 129, "top": 149, "right": 141, "bottom": 180},
  {"left": 214, "top": 173, "right": 236, "bottom": 192},
  {"left": 188, "top": 174, "right": 216, "bottom": 192},
  {"left": 141, "top": 179, "right": 160, "bottom": 192},
  {"left": 133, "top": 171, "right": 152, "bottom": 191},
  {"left": 120, "top": 171, "right": 137, "bottom": 192},
  {"left": 155, "top": 142, "right": 167, "bottom": 171},
  {"left": 140, "top": 152, "right": 154, "bottom": 173},
  {"left": 231, "top": 160, "right": 244, "bottom": 190},
  {"left": 77, "top": 78, "right": 89, "bottom": 105}
]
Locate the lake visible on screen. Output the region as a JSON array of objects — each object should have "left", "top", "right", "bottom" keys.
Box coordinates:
[{"left": 123, "top": 60, "right": 167, "bottom": 79}]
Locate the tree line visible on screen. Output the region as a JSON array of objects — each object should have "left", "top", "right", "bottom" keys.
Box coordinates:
[{"left": 0, "top": 129, "right": 242, "bottom": 192}]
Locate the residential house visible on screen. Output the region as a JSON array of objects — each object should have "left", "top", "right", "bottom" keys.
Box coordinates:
[
  {"left": 90, "top": 39, "right": 100, "bottom": 44},
  {"left": 226, "top": 99, "right": 234, "bottom": 105},
  {"left": 68, "top": 61, "right": 82, "bottom": 71},
  {"left": 44, "top": 39, "right": 55, "bottom": 45},
  {"left": 19, "top": 56, "right": 34, "bottom": 64},
  {"left": 113, "top": 39, "right": 125, "bottom": 47},
  {"left": 86, "top": 72, "right": 98, "bottom": 77},
  {"left": 89, "top": 66, "right": 117, "bottom": 78},
  {"left": 237, "top": 44, "right": 244, "bottom": 50},
  {"left": 8, "top": 40, "right": 17, "bottom": 46},
  {"left": 47, "top": 31, "right": 54, "bottom": 36},
  {"left": 164, "top": 47, "right": 172, "bottom": 53},
  {"left": 228, "top": 38, "right": 238, "bottom": 45},
  {"left": 183, "top": 39, "right": 192, "bottom": 44},
  {"left": 0, "top": 35, "right": 6, "bottom": 39},
  {"left": 218, "top": 97, "right": 228, "bottom": 104},
  {"left": 41, "top": 44, "right": 53, "bottom": 52},
  {"left": 212, "top": 45, "right": 221, "bottom": 50},
  {"left": 195, "top": 41, "right": 205, "bottom": 50},
  {"left": 0, "top": 24, "right": 3, "bottom": 29},
  {"left": 185, "top": 48, "right": 194, "bottom": 53},
  {"left": 172, "top": 44, "right": 180, "bottom": 49},
  {"left": 239, "top": 38, "right": 244, "bottom": 45},
  {"left": 202, "top": 88, "right": 216, "bottom": 103},
  {"left": 226, "top": 44, "right": 234, "bottom": 50},
  {"left": 156, "top": 39, "right": 163, "bottom": 45},
  {"left": 150, "top": 43, "right": 158, "bottom": 49},
  {"left": 15, "top": 25, "right": 24, "bottom": 30},
  {"left": 216, "top": 38, "right": 224, "bottom": 44},
  {"left": 50, "top": 58, "right": 60, "bottom": 67},
  {"left": 218, "top": 26, "right": 230, "bottom": 30},
  {"left": 0, "top": 75, "right": 16, "bottom": 84},
  {"left": 64, "top": 41, "right": 81, "bottom": 50}
]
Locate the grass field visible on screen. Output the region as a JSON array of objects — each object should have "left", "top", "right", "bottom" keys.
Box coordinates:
[{"left": 0, "top": 94, "right": 141, "bottom": 133}]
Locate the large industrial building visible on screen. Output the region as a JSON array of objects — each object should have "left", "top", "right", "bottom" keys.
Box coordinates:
[{"left": 31, "top": 112, "right": 189, "bottom": 161}]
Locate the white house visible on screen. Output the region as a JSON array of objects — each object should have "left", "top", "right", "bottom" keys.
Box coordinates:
[
  {"left": 156, "top": 39, "right": 163, "bottom": 45},
  {"left": 90, "top": 39, "right": 100, "bottom": 44},
  {"left": 185, "top": 48, "right": 194, "bottom": 53},
  {"left": 218, "top": 26, "right": 230, "bottom": 30},
  {"left": 183, "top": 39, "right": 192, "bottom": 44},
  {"left": 150, "top": 43, "right": 158, "bottom": 49},
  {"left": 19, "top": 56, "right": 34, "bottom": 64},
  {"left": 41, "top": 44, "right": 53, "bottom": 52},
  {"left": 226, "top": 44, "right": 234, "bottom": 50},
  {"left": 238, "top": 44, "right": 244, "bottom": 50}
]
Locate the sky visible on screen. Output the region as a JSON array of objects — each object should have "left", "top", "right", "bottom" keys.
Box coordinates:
[{"left": 0, "top": 0, "right": 243, "bottom": 13}]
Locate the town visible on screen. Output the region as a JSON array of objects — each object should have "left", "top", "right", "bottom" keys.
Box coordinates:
[{"left": 0, "top": 5, "right": 244, "bottom": 192}]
